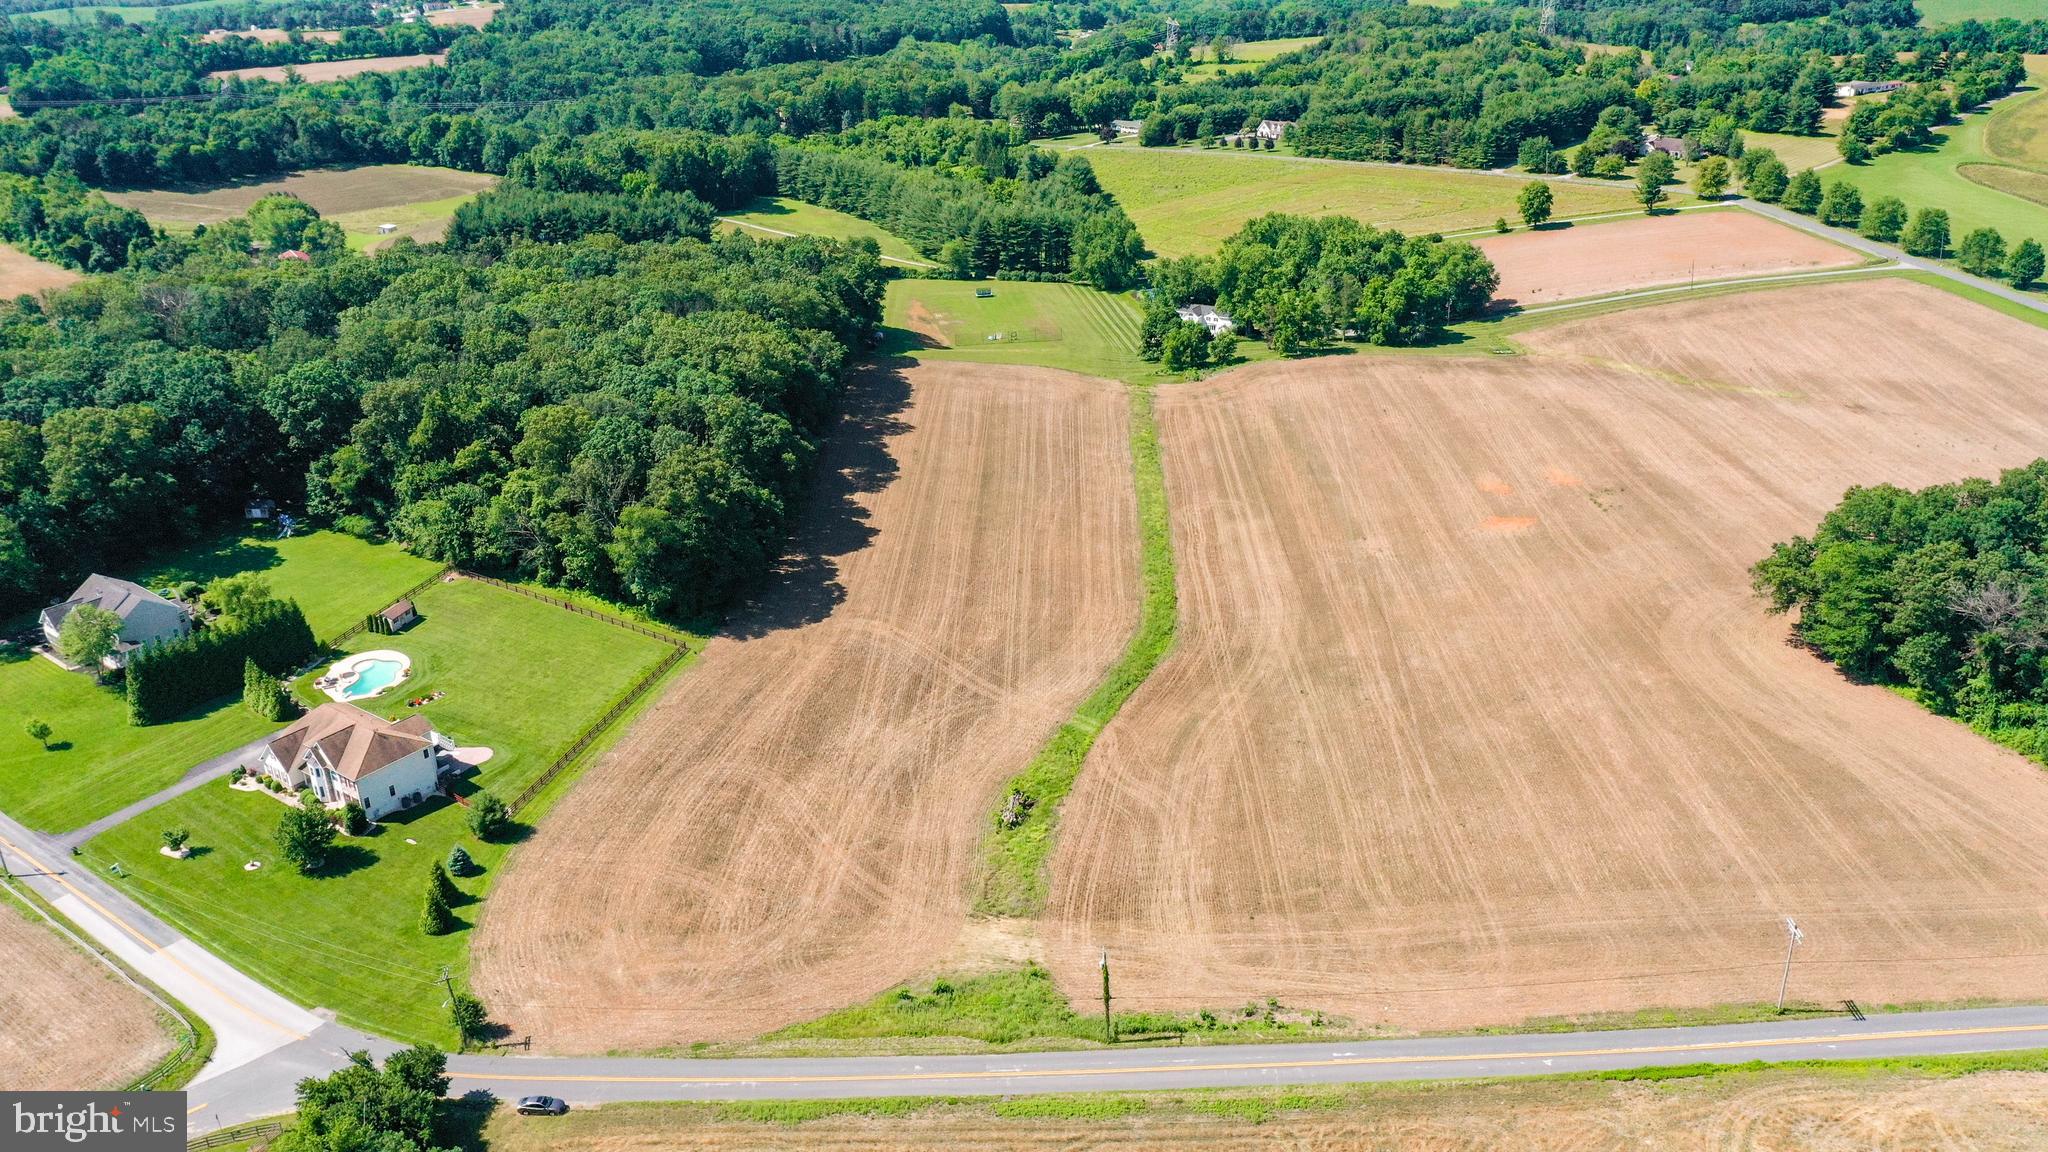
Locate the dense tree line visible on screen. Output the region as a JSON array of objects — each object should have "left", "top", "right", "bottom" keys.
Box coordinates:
[
  {"left": 1144, "top": 213, "right": 1497, "bottom": 354},
  {"left": 126, "top": 598, "right": 313, "bottom": 723},
  {"left": 1753, "top": 462, "right": 2048, "bottom": 763},
  {"left": 776, "top": 127, "right": 1144, "bottom": 287},
  {"left": 0, "top": 193, "right": 886, "bottom": 620},
  {"left": 9, "top": 20, "right": 461, "bottom": 102}
]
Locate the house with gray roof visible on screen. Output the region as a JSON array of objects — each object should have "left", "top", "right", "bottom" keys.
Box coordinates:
[{"left": 40, "top": 575, "right": 192, "bottom": 668}]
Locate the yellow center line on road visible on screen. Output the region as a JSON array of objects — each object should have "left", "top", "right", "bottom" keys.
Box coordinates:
[
  {"left": 186, "top": 1102, "right": 209, "bottom": 1116},
  {"left": 446, "top": 1022, "right": 2048, "bottom": 1087},
  {"left": 0, "top": 830, "right": 306, "bottom": 1041}
]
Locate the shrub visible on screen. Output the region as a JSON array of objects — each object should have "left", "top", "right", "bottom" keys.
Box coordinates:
[
  {"left": 335, "top": 514, "right": 377, "bottom": 540},
  {"left": 276, "top": 805, "right": 336, "bottom": 874},
  {"left": 24, "top": 719, "right": 50, "bottom": 749},
  {"left": 446, "top": 845, "right": 477, "bottom": 877},
  {"left": 467, "top": 791, "right": 511, "bottom": 841},
  {"left": 161, "top": 827, "right": 189, "bottom": 851},
  {"left": 338, "top": 800, "right": 369, "bottom": 835},
  {"left": 1592, "top": 153, "right": 1627, "bottom": 179}
]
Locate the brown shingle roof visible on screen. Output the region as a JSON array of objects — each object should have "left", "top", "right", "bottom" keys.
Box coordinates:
[
  {"left": 380, "top": 599, "right": 415, "bottom": 623},
  {"left": 268, "top": 702, "right": 433, "bottom": 782}
]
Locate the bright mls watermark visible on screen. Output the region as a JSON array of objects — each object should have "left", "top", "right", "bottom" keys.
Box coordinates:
[{"left": 4, "top": 1093, "right": 183, "bottom": 1151}]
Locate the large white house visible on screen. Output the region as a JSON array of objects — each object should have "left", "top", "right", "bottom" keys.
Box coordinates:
[
  {"left": 40, "top": 575, "right": 192, "bottom": 668},
  {"left": 258, "top": 702, "right": 450, "bottom": 820},
  {"left": 1176, "top": 303, "right": 1235, "bottom": 335}
]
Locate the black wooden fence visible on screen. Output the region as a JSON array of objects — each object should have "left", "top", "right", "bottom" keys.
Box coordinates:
[
  {"left": 188, "top": 1121, "right": 283, "bottom": 1151},
  {"left": 509, "top": 644, "right": 687, "bottom": 815},
  {"left": 324, "top": 567, "right": 453, "bottom": 648}
]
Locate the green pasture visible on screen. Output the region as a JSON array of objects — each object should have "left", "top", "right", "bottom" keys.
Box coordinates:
[
  {"left": 718, "top": 197, "right": 933, "bottom": 266},
  {"left": 331, "top": 194, "right": 480, "bottom": 251},
  {"left": 1917, "top": 0, "right": 2048, "bottom": 24},
  {"left": 1074, "top": 145, "right": 1644, "bottom": 258},
  {"left": 84, "top": 576, "right": 679, "bottom": 1044},
  {"left": 881, "top": 279, "right": 1213, "bottom": 383},
  {"left": 19, "top": 0, "right": 232, "bottom": 23}
]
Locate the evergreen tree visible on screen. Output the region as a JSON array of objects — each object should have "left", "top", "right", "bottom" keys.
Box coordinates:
[{"left": 421, "top": 880, "right": 453, "bottom": 936}]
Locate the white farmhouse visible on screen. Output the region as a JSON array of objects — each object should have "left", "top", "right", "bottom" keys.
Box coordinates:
[
  {"left": 258, "top": 702, "right": 450, "bottom": 820},
  {"left": 1255, "top": 118, "right": 1294, "bottom": 142},
  {"left": 1176, "top": 303, "right": 1235, "bottom": 335},
  {"left": 40, "top": 575, "right": 192, "bottom": 668},
  {"left": 1110, "top": 119, "right": 1143, "bottom": 137}
]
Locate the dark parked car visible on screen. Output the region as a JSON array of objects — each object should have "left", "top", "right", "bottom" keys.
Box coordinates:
[{"left": 516, "top": 1096, "right": 569, "bottom": 1116}]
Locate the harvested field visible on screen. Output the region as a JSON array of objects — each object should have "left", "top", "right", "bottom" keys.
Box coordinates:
[
  {"left": 477, "top": 1067, "right": 2048, "bottom": 1151},
  {"left": 1044, "top": 279, "right": 2048, "bottom": 1032},
  {"left": 0, "top": 242, "right": 80, "bottom": 296},
  {"left": 427, "top": 2, "right": 500, "bottom": 26},
  {"left": 1475, "top": 211, "right": 1862, "bottom": 307},
  {"left": 206, "top": 52, "right": 443, "bottom": 82},
  {"left": 0, "top": 893, "right": 171, "bottom": 1090},
  {"left": 472, "top": 361, "right": 1142, "bottom": 1052},
  {"left": 104, "top": 164, "right": 495, "bottom": 247},
  {"left": 199, "top": 26, "right": 341, "bottom": 43}
]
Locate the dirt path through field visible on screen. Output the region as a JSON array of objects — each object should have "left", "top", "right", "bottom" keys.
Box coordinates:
[
  {"left": 472, "top": 361, "right": 1140, "bottom": 1052},
  {"left": 1044, "top": 279, "right": 2048, "bottom": 1031},
  {"left": 1476, "top": 210, "right": 1863, "bottom": 307},
  {"left": 0, "top": 894, "right": 171, "bottom": 1089}
]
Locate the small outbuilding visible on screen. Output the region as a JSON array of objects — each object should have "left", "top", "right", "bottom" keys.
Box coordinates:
[
  {"left": 1110, "top": 119, "right": 1143, "bottom": 137},
  {"left": 373, "top": 599, "right": 419, "bottom": 634}
]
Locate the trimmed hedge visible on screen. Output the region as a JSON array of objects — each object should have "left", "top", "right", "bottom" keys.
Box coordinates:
[{"left": 126, "top": 599, "right": 316, "bottom": 725}]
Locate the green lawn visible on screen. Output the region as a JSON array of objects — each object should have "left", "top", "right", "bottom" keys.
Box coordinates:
[
  {"left": 1171, "top": 35, "right": 1319, "bottom": 79},
  {"left": 0, "top": 649, "right": 274, "bottom": 833},
  {"left": 1074, "top": 146, "right": 1646, "bottom": 258},
  {"left": 141, "top": 530, "right": 444, "bottom": 643},
  {"left": 1918, "top": 0, "right": 2048, "bottom": 23},
  {"left": 718, "top": 197, "right": 933, "bottom": 267},
  {"left": 83, "top": 577, "right": 680, "bottom": 1044},
  {"left": 884, "top": 279, "right": 1166, "bottom": 382},
  {"left": 1744, "top": 129, "right": 1841, "bottom": 175},
  {"left": 1825, "top": 78, "right": 2048, "bottom": 249}
]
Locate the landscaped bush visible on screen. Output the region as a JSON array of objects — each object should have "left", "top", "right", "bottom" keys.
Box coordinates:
[
  {"left": 276, "top": 804, "right": 336, "bottom": 875},
  {"left": 334, "top": 515, "right": 377, "bottom": 541},
  {"left": 466, "top": 791, "right": 510, "bottom": 841},
  {"left": 338, "top": 801, "right": 369, "bottom": 836},
  {"left": 446, "top": 845, "right": 477, "bottom": 877},
  {"left": 126, "top": 599, "right": 315, "bottom": 725}
]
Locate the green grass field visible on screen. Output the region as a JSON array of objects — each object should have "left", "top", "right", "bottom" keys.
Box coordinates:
[
  {"left": 83, "top": 577, "right": 678, "bottom": 1044},
  {"left": 717, "top": 196, "right": 933, "bottom": 266},
  {"left": 141, "top": 529, "right": 445, "bottom": 642},
  {"left": 1171, "top": 35, "right": 1319, "bottom": 79},
  {"left": 19, "top": 0, "right": 231, "bottom": 22},
  {"left": 883, "top": 279, "right": 1175, "bottom": 382},
  {"left": 1743, "top": 129, "right": 1841, "bottom": 174},
  {"left": 0, "top": 650, "right": 273, "bottom": 833},
  {"left": 330, "top": 194, "right": 480, "bottom": 251},
  {"left": 1825, "top": 72, "right": 2048, "bottom": 249},
  {"left": 1917, "top": 0, "right": 2048, "bottom": 23},
  {"left": 1074, "top": 146, "right": 1645, "bottom": 258}
]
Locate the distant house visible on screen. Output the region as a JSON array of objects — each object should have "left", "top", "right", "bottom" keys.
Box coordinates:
[
  {"left": 258, "top": 702, "right": 450, "bottom": 820},
  {"left": 1836, "top": 80, "right": 1904, "bottom": 98},
  {"left": 1176, "top": 304, "right": 1235, "bottom": 335},
  {"left": 378, "top": 599, "right": 419, "bottom": 633},
  {"left": 1110, "top": 119, "right": 1143, "bottom": 137},
  {"left": 377, "top": 223, "right": 399, "bottom": 235},
  {"left": 245, "top": 498, "right": 277, "bottom": 521},
  {"left": 40, "top": 575, "right": 192, "bottom": 668},
  {"left": 1255, "top": 119, "right": 1294, "bottom": 142},
  {"left": 1644, "top": 134, "right": 1689, "bottom": 158},
  {"left": 277, "top": 249, "right": 311, "bottom": 263}
]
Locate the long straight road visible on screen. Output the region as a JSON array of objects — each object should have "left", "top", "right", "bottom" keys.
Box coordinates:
[{"left": 1739, "top": 198, "right": 2048, "bottom": 317}]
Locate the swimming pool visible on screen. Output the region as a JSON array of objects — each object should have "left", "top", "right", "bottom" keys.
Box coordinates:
[
  {"left": 321, "top": 649, "right": 412, "bottom": 703},
  {"left": 341, "top": 658, "right": 406, "bottom": 700}
]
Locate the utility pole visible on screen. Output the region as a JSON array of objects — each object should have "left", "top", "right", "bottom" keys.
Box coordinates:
[
  {"left": 1099, "top": 949, "right": 1115, "bottom": 1045},
  {"left": 1776, "top": 917, "right": 1804, "bottom": 1012}
]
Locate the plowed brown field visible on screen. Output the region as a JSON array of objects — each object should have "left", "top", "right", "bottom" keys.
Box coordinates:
[
  {"left": 0, "top": 896, "right": 170, "bottom": 1090},
  {"left": 472, "top": 362, "right": 1140, "bottom": 1052},
  {"left": 1044, "top": 279, "right": 2048, "bottom": 1031},
  {"left": 1475, "top": 210, "right": 1861, "bottom": 307}
]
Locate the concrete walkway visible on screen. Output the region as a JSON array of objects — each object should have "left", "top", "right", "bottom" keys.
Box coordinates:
[
  {"left": 57, "top": 732, "right": 275, "bottom": 850},
  {"left": 1739, "top": 199, "right": 2048, "bottom": 317}
]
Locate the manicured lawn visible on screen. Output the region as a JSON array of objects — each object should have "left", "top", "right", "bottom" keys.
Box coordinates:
[
  {"left": 1744, "top": 129, "right": 1841, "bottom": 175},
  {"left": 83, "top": 576, "right": 680, "bottom": 1043},
  {"left": 331, "top": 193, "right": 482, "bottom": 250},
  {"left": 1825, "top": 74, "right": 2048, "bottom": 250},
  {"left": 1074, "top": 145, "right": 1646, "bottom": 258},
  {"left": 141, "top": 530, "right": 444, "bottom": 643},
  {"left": 718, "top": 197, "right": 933, "bottom": 267},
  {"left": 18, "top": 0, "right": 231, "bottom": 22},
  {"left": 0, "top": 649, "right": 274, "bottom": 833}
]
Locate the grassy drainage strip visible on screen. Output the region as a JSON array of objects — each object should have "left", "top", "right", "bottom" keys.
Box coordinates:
[{"left": 971, "top": 385, "right": 1177, "bottom": 917}]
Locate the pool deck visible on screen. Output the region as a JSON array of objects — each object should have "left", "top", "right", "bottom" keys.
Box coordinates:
[{"left": 316, "top": 649, "right": 410, "bottom": 703}]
